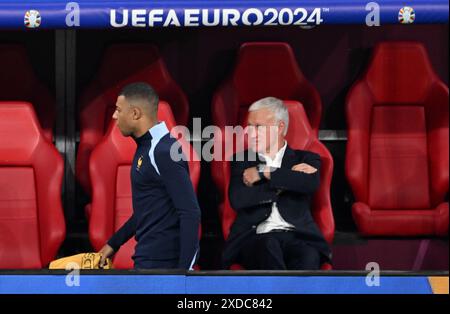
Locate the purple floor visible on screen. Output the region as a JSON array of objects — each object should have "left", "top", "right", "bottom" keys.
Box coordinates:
[{"left": 332, "top": 234, "right": 449, "bottom": 271}]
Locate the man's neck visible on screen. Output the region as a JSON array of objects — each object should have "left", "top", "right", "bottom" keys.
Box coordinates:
[
  {"left": 133, "top": 119, "right": 157, "bottom": 138},
  {"left": 264, "top": 139, "right": 286, "bottom": 160}
]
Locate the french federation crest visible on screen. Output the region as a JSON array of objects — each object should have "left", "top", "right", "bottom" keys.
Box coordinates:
[{"left": 137, "top": 155, "right": 144, "bottom": 171}]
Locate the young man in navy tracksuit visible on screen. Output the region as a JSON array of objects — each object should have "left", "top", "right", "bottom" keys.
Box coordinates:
[{"left": 98, "top": 82, "right": 200, "bottom": 270}]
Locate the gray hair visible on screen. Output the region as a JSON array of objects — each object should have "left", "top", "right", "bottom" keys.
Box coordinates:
[{"left": 248, "top": 97, "right": 289, "bottom": 135}]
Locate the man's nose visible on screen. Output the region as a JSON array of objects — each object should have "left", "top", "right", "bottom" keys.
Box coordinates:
[{"left": 112, "top": 111, "right": 118, "bottom": 120}]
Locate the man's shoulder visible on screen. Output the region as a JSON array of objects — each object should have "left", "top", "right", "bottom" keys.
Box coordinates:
[
  {"left": 153, "top": 134, "right": 179, "bottom": 153},
  {"left": 153, "top": 135, "right": 188, "bottom": 168},
  {"left": 288, "top": 147, "right": 321, "bottom": 164}
]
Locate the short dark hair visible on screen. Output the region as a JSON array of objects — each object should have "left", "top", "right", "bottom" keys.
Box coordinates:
[{"left": 119, "top": 82, "right": 159, "bottom": 116}]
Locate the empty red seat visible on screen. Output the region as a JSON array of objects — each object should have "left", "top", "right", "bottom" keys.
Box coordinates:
[
  {"left": 88, "top": 102, "right": 200, "bottom": 269},
  {"left": 345, "top": 42, "right": 449, "bottom": 236},
  {"left": 0, "top": 44, "right": 55, "bottom": 141},
  {"left": 219, "top": 101, "right": 334, "bottom": 270},
  {"left": 211, "top": 42, "right": 323, "bottom": 197},
  {"left": 0, "top": 102, "right": 65, "bottom": 269},
  {"left": 77, "top": 43, "right": 189, "bottom": 193}
]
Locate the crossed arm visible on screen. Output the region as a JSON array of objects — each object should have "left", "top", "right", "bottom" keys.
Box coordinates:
[{"left": 229, "top": 152, "right": 321, "bottom": 212}]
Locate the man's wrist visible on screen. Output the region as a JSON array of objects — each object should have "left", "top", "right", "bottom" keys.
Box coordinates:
[
  {"left": 257, "top": 164, "right": 266, "bottom": 180},
  {"left": 257, "top": 164, "right": 275, "bottom": 180}
]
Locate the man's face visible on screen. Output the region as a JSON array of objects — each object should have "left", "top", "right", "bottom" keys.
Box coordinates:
[
  {"left": 112, "top": 95, "right": 135, "bottom": 136},
  {"left": 247, "top": 108, "right": 284, "bottom": 154}
]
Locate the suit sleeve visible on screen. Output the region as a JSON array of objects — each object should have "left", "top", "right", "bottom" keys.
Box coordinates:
[
  {"left": 155, "top": 144, "right": 201, "bottom": 270},
  {"left": 228, "top": 156, "right": 278, "bottom": 211},
  {"left": 107, "top": 214, "right": 136, "bottom": 252},
  {"left": 269, "top": 151, "right": 321, "bottom": 195}
]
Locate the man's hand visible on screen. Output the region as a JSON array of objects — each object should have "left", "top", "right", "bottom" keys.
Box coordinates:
[
  {"left": 243, "top": 167, "right": 261, "bottom": 186},
  {"left": 292, "top": 163, "right": 318, "bottom": 174},
  {"left": 98, "top": 244, "right": 114, "bottom": 268}
]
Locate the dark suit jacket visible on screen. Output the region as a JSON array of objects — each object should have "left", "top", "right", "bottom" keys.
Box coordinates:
[{"left": 222, "top": 145, "right": 332, "bottom": 268}]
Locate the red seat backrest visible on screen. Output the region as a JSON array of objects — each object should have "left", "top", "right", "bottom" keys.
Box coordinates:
[
  {"left": 88, "top": 101, "right": 200, "bottom": 268},
  {"left": 0, "top": 44, "right": 55, "bottom": 141},
  {"left": 346, "top": 42, "right": 449, "bottom": 210},
  {"left": 0, "top": 102, "right": 65, "bottom": 269},
  {"left": 212, "top": 42, "right": 322, "bottom": 132},
  {"left": 77, "top": 43, "right": 189, "bottom": 194},
  {"left": 211, "top": 42, "right": 323, "bottom": 194}
]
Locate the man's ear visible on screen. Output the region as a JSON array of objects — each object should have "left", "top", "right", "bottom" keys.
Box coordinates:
[
  {"left": 132, "top": 106, "right": 142, "bottom": 120},
  {"left": 278, "top": 120, "right": 286, "bottom": 136}
]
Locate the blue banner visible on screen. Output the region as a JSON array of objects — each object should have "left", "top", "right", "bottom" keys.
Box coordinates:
[
  {"left": 0, "top": 0, "right": 448, "bottom": 29},
  {"left": 0, "top": 274, "right": 434, "bottom": 294}
]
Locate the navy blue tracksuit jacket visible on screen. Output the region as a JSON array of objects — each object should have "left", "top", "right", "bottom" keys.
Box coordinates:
[{"left": 108, "top": 122, "right": 201, "bottom": 270}]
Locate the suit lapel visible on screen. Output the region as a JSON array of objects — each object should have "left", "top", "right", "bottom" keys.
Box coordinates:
[{"left": 281, "top": 145, "right": 298, "bottom": 169}]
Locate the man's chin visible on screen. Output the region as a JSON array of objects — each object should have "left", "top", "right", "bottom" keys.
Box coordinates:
[
  {"left": 249, "top": 143, "right": 263, "bottom": 153},
  {"left": 118, "top": 129, "right": 131, "bottom": 137}
]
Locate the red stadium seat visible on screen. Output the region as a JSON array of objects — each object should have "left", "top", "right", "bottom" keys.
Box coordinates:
[
  {"left": 211, "top": 42, "right": 323, "bottom": 198},
  {"left": 345, "top": 42, "right": 449, "bottom": 236},
  {"left": 0, "top": 102, "right": 65, "bottom": 269},
  {"left": 88, "top": 102, "right": 200, "bottom": 269},
  {"left": 77, "top": 43, "right": 190, "bottom": 194},
  {"left": 0, "top": 44, "right": 55, "bottom": 141},
  {"left": 219, "top": 101, "right": 334, "bottom": 270}
]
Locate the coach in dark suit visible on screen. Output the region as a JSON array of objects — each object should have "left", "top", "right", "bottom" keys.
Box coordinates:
[{"left": 222, "top": 97, "right": 331, "bottom": 270}]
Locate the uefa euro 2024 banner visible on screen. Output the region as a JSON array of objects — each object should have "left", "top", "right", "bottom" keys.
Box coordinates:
[{"left": 0, "top": 0, "right": 448, "bottom": 29}]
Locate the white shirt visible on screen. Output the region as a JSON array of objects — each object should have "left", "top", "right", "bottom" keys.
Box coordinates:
[{"left": 256, "top": 141, "right": 296, "bottom": 234}]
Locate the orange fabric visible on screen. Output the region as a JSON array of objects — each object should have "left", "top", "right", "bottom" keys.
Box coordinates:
[{"left": 49, "top": 253, "right": 112, "bottom": 270}]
